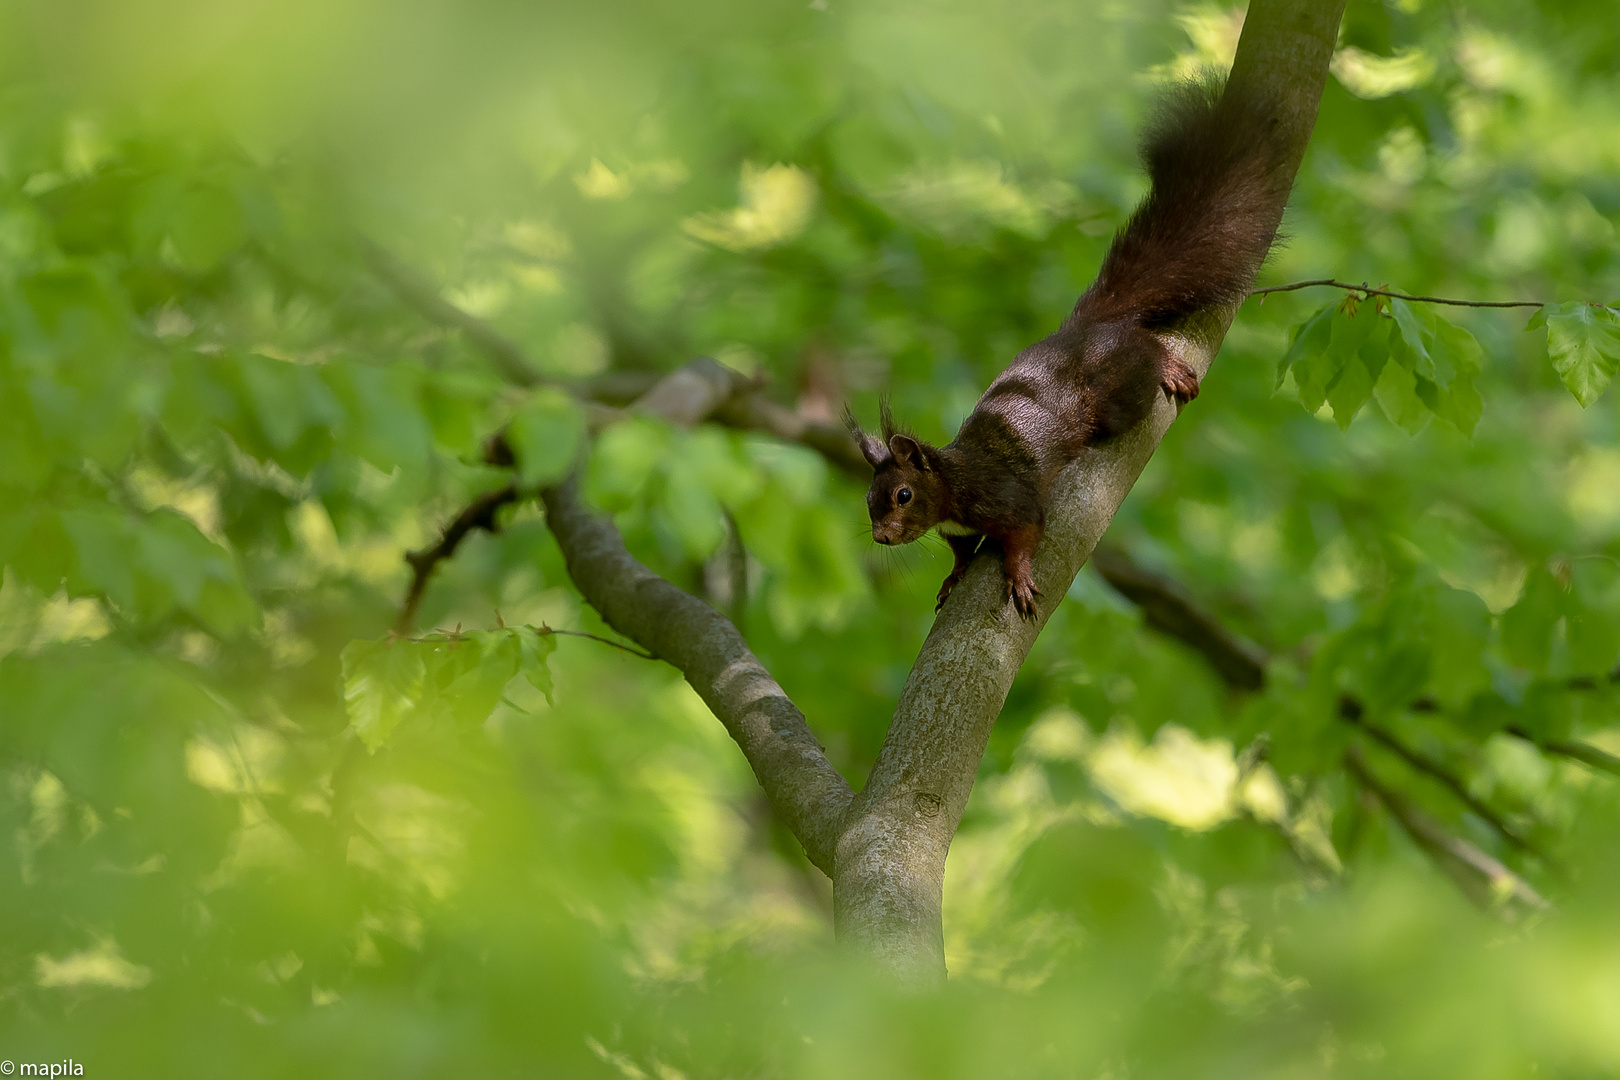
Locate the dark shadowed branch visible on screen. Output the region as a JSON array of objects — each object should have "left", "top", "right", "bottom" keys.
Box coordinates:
[
  {"left": 1345, "top": 745, "right": 1548, "bottom": 917},
  {"left": 1508, "top": 725, "right": 1620, "bottom": 778},
  {"left": 1338, "top": 697, "right": 1541, "bottom": 858},
  {"left": 1091, "top": 546, "right": 1267, "bottom": 690},
  {"left": 1095, "top": 546, "right": 1619, "bottom": 786},
  {"left": 396, "top": 483, "right": 519, "bottom": 633}
]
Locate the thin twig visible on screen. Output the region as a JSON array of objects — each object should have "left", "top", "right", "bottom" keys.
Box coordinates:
[
  {"left": 1249, "top": 278, "right": 1548, "bottom": 309},
  {"left": 396, "top": 484, "right": 520, "bottom": 633},
  {"left": 1339, "top": 697, "right": 1541, "bottom": 858},
  {"left": 396, "top": 622, "right": 659, "bottom": 661},
  {"left": 1344, "top": 745, "right": 1548, "bottom": 917},
  {"left": 534, "top": 624, "right": 658, "bottom": 662}
]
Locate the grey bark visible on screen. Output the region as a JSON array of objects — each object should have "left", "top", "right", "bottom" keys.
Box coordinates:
[{"left": 539, "top": 0, "right": 1347, "bottom": 982}]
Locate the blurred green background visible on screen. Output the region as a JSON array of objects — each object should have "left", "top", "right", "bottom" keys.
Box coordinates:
[{"left": 2, "top": 0, "right": 1618, "bottom": 1075}]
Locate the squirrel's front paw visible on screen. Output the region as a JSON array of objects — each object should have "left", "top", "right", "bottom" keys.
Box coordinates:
[
  {"left": 1006, "top": 572, "right": 1041, "bottom": 620},
  {"left": 1161, "top": 358, "right": 1200, "bottom": 404},
  {"left": 935, "top": 572, "right": 964, "bottom": 612}
]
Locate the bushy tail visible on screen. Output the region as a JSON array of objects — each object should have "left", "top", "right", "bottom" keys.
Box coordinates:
[{"left": 1073, "top": 78, "right": 1292, "bottom": 329}]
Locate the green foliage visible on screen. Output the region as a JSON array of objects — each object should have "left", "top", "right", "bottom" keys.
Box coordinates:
[
  {"left": 342, "top": 627, "right": 555, "bottom": 750},
  {"left": 3, "top": 0, "right": 1620, "bottom": 1075},
  {"left": 1530, "top": 301, "right": 1620, "bottom": 406},
  {"left": 1278, "top": 295, "right": 1485, "bottom": 434},
  {"left": 508, "top": 389, "right": 587, "bottom": 487}
]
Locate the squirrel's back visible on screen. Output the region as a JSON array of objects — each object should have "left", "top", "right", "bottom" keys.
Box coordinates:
[{"left": 1071, "top": 78, "right": 1291, "bottom": 329}]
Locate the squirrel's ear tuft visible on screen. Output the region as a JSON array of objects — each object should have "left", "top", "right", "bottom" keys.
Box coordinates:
[
  {"left": 888, "top": 433, "right": 929, "bottom": 471},
  {"left": 879, "top": 395, "right": 898, "bottom": 441},
  {"left": 844, "top": 406, "right": 890, "bottom": 471}
]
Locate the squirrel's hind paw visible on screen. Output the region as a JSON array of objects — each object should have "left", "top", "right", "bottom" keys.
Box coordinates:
[
  {"left": 1006, "top": 573, "right": 1042, "bottom": 621},
  {"left": 1161, "top": 358, "right": 1200, "bottom": 405}
]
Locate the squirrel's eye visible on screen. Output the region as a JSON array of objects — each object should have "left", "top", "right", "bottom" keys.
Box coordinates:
[{"left": 897, "top": 488, "right": 913, "bottom": 506}]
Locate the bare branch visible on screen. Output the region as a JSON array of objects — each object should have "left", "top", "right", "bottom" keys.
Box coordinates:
[
  {"left": 1249, "top": 278, "right": 1549, "bottom": 310},
  {"left": 1091, "top": 546, "right": 1268, "bottom": 690},
  {"left": 713, "top": 394, "right": 871, "bottom": 479},
  {"left": 1345, "top": 745, "right": 1548, "bottom": 917},
  {"left": 396, "top": 483, "right": 519, "bottom": 634},
  {"left": 540, "top": 475, "right": 853, "bottom": 874}
]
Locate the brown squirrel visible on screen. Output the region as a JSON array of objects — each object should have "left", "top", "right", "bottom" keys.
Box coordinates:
[{"left": 848, "top": 80, "right": 1291, "bottom": 618}]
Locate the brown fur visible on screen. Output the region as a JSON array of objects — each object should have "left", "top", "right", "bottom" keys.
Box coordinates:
[{"left": 851, "top": 78, "right": 1288, "bottom": 619}]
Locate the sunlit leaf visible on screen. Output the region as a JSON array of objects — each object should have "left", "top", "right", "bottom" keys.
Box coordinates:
[
  {"left": 508, "top": 387, "right": 587, "bottom": 487},
  {"left": 342, "top": 638, "right": 428, "bottom": 751},
  {"left": 1535, "top": 301, "right": 1620, "bottom": 406}
]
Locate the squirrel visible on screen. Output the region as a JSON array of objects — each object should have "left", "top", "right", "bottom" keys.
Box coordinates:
[{"left": 847, "top": 79, "right": 1292, "bottom": 619}]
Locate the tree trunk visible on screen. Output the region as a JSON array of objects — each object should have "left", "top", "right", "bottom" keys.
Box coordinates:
[
  {"left": 830, "top": 0, "right": 1347, "bottom": 979},
  {"left": 541, "top": 0, "right": 1349, "bottom": 986}
]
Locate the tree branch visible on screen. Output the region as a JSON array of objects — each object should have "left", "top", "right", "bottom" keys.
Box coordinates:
[
  {"left": 1249, "top": 278, "right": 1548, "bottom": 309},
  {"left": 396, "top": 483, "right": 519, "bottom": 633},
  {"left": 1091, "top": 546, "right": 1267, "bottom": 690},
  {"left": 832, "top": 0, "right": 1349, "bottom": 981},
  {"left": 540, "top": 475, "right": 853, "bottom": 874},
  {"left": 1507, "top": 725, "right": 1620, "bottom": 779},
  {"left": 1338, "top": 697, "right": 1541, "bottom": 858},
  {"left": 1344, "top": 745, "right": 1548, "bottom": 917},
  {"left": 1089, "top": 548, "right": 1612, "bottom": 859}
]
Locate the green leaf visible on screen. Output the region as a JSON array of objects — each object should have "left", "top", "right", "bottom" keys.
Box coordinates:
[
  {"left": 1538, "top": 301, "right": 1620, "bottom": 406},
  {"left": 1372, "top": 354, "right": 1430, "bottom": 433},
  {"left": 1281, "top": 304, "right": 1338, "bottom": 409},
  {"left": 518, "top": 626, "right": 557, "bottom": 703},
  {"left": 1405, "top": 317, "right": 1484, "bottom": 436},
  {"left": 324, "top": 360, "right": 432, "bottom": 472},
  {"left": 1567, "top": 561, "right": 1620, "bottom": 676},
  {"left": 1327, "top": 355, "right": 1375, "bottom": 430},
  {"left": 60, "top": 505, "right": 138, "bottom": 610},
  {"left": 1388, "top": 298, "right": 1432, "bottom": 375},
  {"left": 508, "top": 388, "right": 587, "bottom": 487},
  {"left": 1499, "top": 568, "right": 1565, "bottom": 674},
  {"left": 168, "top": 184, "right": 248, "bottom": 273},
  {"left": 341, "top": 638, "right": 428, "bottom": 751},
  {"left": 659, "top": 454, "right": 728, "bottom": 560},
  {"left": 232, "top": 352, "right": 344, "bottom": 455},
  {"left": 586, "top": 417, "right": 669, "bottom": 511},
  {"left": 1325, "top": 302, "right": 1388, "bottom": 429},
  {"left": 436, "top": 630, "right": 524, "bottom": 726}
]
